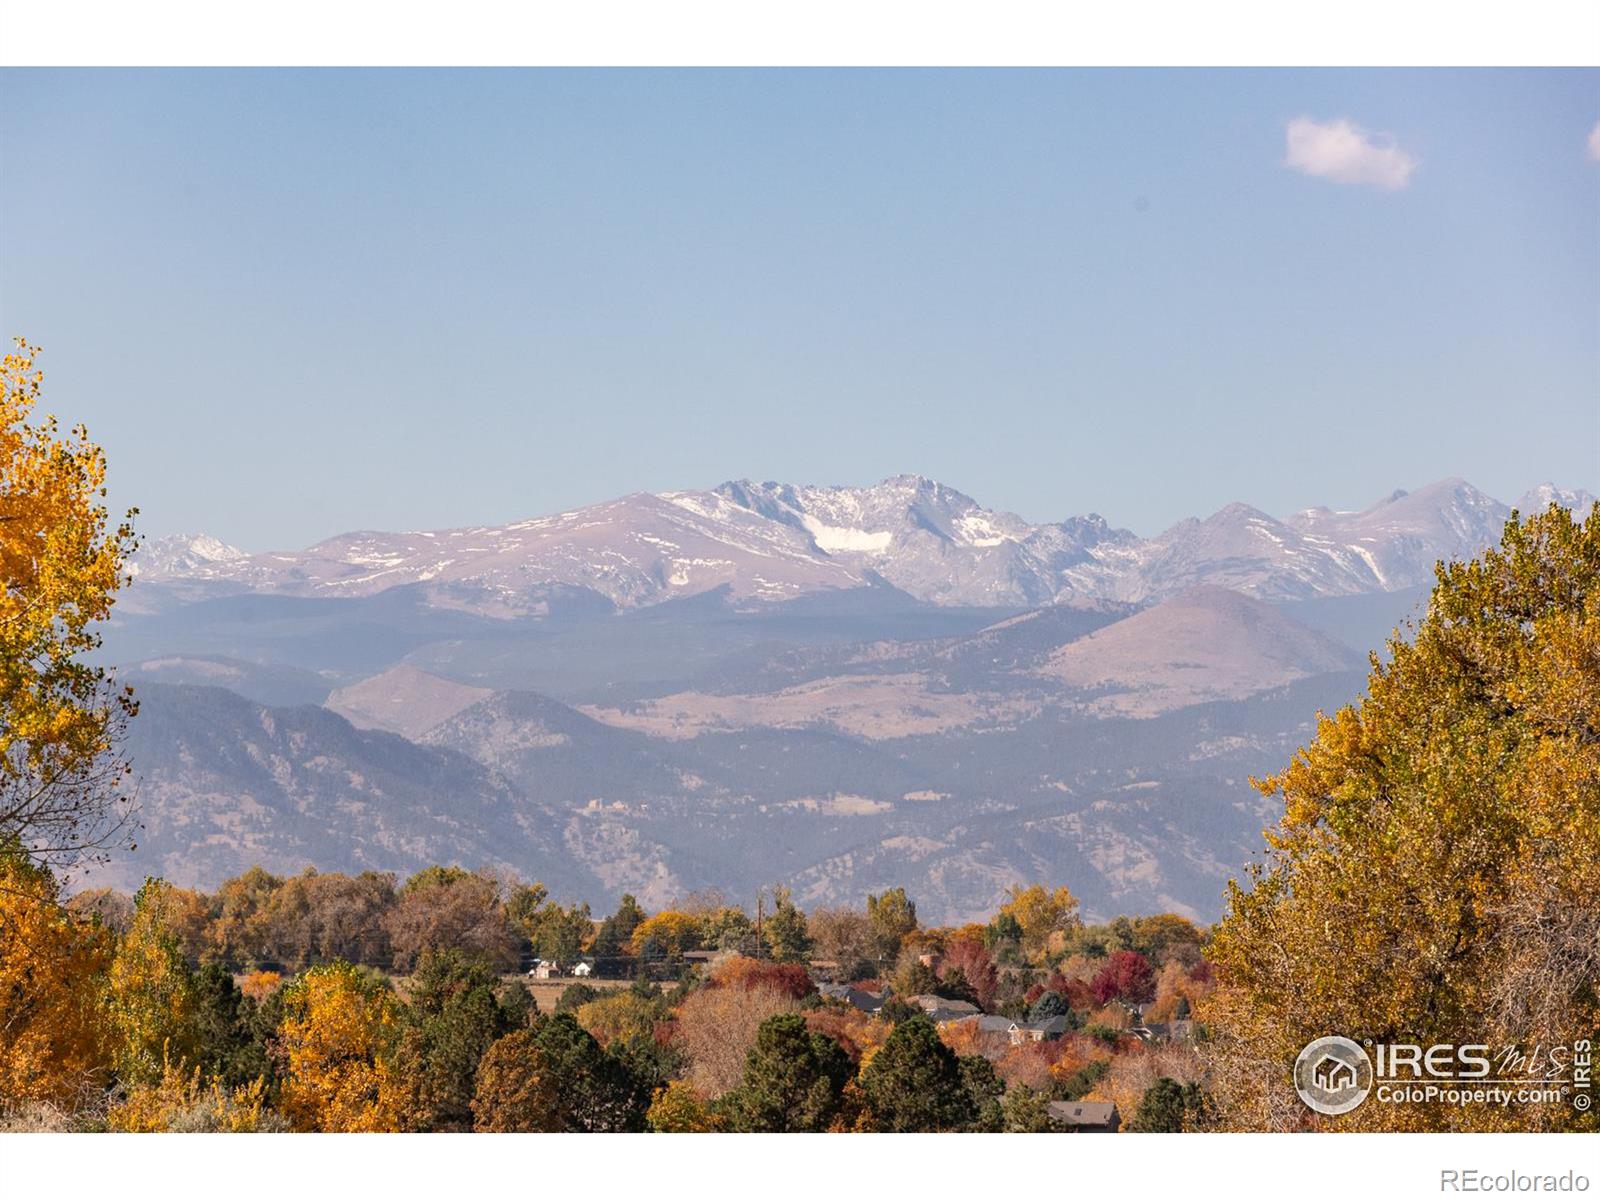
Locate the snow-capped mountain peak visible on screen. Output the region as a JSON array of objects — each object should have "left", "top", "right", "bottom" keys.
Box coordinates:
[
  {"left": 126, "top": 476, "right": 1597, "bottom": 614},
  {"left": 130, "top": 533, "right": 247, "bottom": 578},
  {"left": 1516, "top": 483, "right": 1597, "bottom": 518}
]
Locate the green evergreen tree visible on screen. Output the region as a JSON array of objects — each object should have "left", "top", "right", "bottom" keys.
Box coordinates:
[
  {"left": 1128, "top": 1076, "right": 1203, "bottom": 1132},
  {"left": 723, "top": 1013, "right": 847, "bottom": 1132},
  {"left": 393, "top": 949, "right": 522, "bottom": 1131},
  {"left": 1028, "top": 989, "right": 1071, "bottom": 1022},
  {"left": 554, "top": 982, "right": 601, "bottom": 1015},
  {"left": 859, "top": 1015, "right": 976, "bottom": 1132},
  {"left": 191, "top": 961, "right": 257, "bottom": 1087},
  {"left": 592, "top": 894, "right": 646, "bottom": 961},
  {"left": 531, "top": 1012, "right": 647, "bottom": 1131},
  {"left": 959, "top": 1053, "right": 1005, "bottom": 1131},
  {"left": 763, "top": 887, "right": 811, "bottom": 963},
  {"left": 1002, "top": 1083, "right": 1058, "bottom": 1132},
  {"left": 934, "top": 966, "right": 980, "bottom": 1007}
]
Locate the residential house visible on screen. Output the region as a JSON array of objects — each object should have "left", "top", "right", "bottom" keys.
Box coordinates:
[
  {"left": 971, "top": 1015, "right": 1018, "bottom": 1036},
  {"left": 909, "top": 995, "right": 981, "bottom": 1024},
  {"left": 1047, "top": 1100, "right": 1121, "bottom": 1132},
  {"left": 1013, "top": 1014, "right": 1073, "bottom": 1044},
  {"left": 817, "top": 983, "right": 885, "bottom": 1015}
]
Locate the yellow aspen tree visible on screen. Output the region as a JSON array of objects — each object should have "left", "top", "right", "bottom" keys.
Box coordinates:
[
  {"left": 106, "top": 879, "right": 202, "bottom": 1087},
  {"left": 0, "top": 341, "right": 139, "bottom": 873},
  {"left": 276, "top": 962, "right": 410, "bottom": 1131},
  {"left": 997, "top": 884, "right": 1080, "bottom": 963}
]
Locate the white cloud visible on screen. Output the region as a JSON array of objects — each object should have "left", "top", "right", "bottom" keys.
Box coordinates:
[
  {"left": 1588, "top": 120, "right": 1600, "bottom": 162},
  {"left": 1284, "top": 116, "right": 1417, "bottom": 191}
]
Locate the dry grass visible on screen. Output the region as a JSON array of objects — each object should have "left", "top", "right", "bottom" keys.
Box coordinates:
[
  {"left": 506, "top": 975, "right": 634, "bottom": 1013},
  {"left": 0, "top": 1101, "right": 81, "bottom": 1132}
]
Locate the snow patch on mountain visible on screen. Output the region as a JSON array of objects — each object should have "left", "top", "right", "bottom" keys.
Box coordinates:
[{"left": 801, "top": 515, "right": 893, "bottom": 555}]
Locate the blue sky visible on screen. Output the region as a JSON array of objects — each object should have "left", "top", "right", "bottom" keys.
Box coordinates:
[{"left": 1, "top": 69, "right": 1595, "bottom": 548}]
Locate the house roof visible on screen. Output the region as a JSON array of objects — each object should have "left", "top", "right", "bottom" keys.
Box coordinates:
[
  {"left": 926, "top": 1007, "right": 984, "bottom": 1025},
  {"left": 818, "top": 983, "right": 884, "bottom": 1013},
  {"left": 1023, "top": 1015, "right": 1073, "bottom": 1034},
  {"left": 970, "top": 1015, "right": 1017, "bottom": 1034},
  {"left": 1047, "top": 1100, "right": 1120, "bottom": 1128},
  {"left": 910, "top": 994, "right": 979, "bottom": 1015}
]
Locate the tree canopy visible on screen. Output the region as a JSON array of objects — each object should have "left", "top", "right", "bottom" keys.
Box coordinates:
[
  {"left": 0, "top": 342, "right": 139, "bottom": 874},
  {"left": 1205, "top": 504, "right": 1600, "bottom": 1132}
]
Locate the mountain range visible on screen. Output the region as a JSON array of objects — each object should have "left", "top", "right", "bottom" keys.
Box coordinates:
[
  {"left": 95, "top": 476, "right": 1594, "bottom": 922},
  {"left": 132, "top": 476, "right": 1594, "bottom": 616}
]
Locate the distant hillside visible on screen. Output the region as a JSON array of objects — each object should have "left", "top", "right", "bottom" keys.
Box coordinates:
[
  {"left": 89, "top": 580, "right": 1380, "bottom": 922},
  {"left": 1035, "top": 587, "right": 1361, "bottom": 715},
  {"left": 105, "top": 684, "right": 601, "bottom": 901},
  {"left": 326, "top": 664, "right": 493, "bottom": 739}
]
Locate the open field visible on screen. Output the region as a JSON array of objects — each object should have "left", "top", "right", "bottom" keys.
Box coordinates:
[{"left": 510, "top": 975, "right": 637, "bottom": 1013}]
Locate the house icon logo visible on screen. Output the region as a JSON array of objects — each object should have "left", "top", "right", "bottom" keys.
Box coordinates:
[{"left": 1294, "top": 1036, "right": 1373, "bottom": 1115}]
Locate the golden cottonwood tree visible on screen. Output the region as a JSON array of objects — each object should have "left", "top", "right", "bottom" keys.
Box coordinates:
[
  {"left": 998, "top": 884, "right": 1080, "bottom": 963},
  {"left": 0, "top": 843, "right": 114, "bottom": 1111},
  {"left": 0, "top": 341, "right": 139, "bottom": 873},
  {"left": 629, "top": 909, "right": 702, "bottom": 958},
  {"left": 276, "top": 962, "right": 410, "bottom": 1131},
  {"left": 106, "top": 879, "right": 202, "bottom": 1088},
  {"left": 1204, "top": 505, "right": 1600, "bottom": 1132}
]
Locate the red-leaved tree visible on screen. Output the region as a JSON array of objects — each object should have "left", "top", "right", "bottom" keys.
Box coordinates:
[
  {"left": 1090, "top": 950, "right": 1155, "bottom": 1006},
  {"left": 937, "top": 938, "right": 999, "bottom": 1011}
]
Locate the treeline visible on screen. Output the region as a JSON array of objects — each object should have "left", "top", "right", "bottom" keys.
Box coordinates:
[
  {"left": 1, "top": 850, "right": 1218, "bottom": 1133},
  {"left": 62, "top": 866, "right": 1205, "bottom": 1001},
  {"left": 66, "top": 867, "right": 814, "bottom": 977}
]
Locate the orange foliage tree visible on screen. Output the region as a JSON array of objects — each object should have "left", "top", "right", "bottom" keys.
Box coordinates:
[
  {"left": 629, "top": 910, "right": 703, "bottom": 959},
  {"left": 0, "top": 845, "right": 114, "bottom": 1112},
  {"left": 997, "top": 885, "right": 1080, "bottom": 963},
  {"left": 645, "top": 1078, "right": 725, "bottom": 1132}
]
